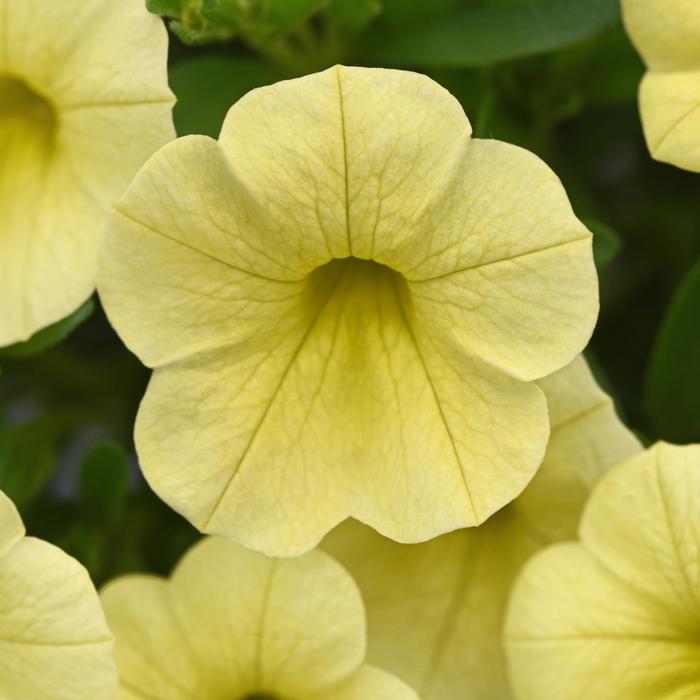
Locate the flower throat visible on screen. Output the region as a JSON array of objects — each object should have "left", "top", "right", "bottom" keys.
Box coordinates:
[{"left": 0, "top": 74, "right": 56, "bottom": 151}]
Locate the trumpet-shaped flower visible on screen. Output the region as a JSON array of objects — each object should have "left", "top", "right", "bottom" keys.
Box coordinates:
[
  {"left": 101, "top": 536, "right": 418, "bottom": 699},
  {"left": 99, "top": 65, "right": 598, "bottom": 556},
  {"left": 504, "top": 442, "right": 700, "bottom": 700},
  {"left": 0, "top": 489, "right": 116, "bottom": 698},
  {"left": 0, "top": 0, "right": 174, "bottom": 346},
  {"left": 323, "top": 356, "right": 641, "bottom": 699},
  {"left": 622, "top": 0, "right": 700, "bottom": 171}
]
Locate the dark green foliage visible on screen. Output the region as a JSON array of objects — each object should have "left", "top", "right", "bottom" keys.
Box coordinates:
[
  {"left": 170, "top": 55, "right": 282, "bottom": 137},
  {"left": 588, "top": 219, "right": 622, "bottom": 269},
  {"left": 645, "top": 260, "right": 700, "bottom": 443},
  {"left": 146, "top": 0, "right": 187, "bottom": 18},
  {"left": 360, "top": 0, "right": 621, "bottom": 67},
  {"left": 0, "top": 298, "right": 94, "bottom": 359},
  {"left": 202, "top": 0, "right": 325, "bottom": 38},
  {"left": 0, "top": 414, "right": 58, "bottom": 508},
  {"left": 79, "top": 441, "right": 130, "bottom": 525}
]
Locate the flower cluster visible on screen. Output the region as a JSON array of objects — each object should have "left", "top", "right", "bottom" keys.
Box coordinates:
[
  {"left": 2, "top": 1, "right": 698, "bottom": 699},
  {"left": 323, "top": 355, "right": 641, "bottom": 699}
]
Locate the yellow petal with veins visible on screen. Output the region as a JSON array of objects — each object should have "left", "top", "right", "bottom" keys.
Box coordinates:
[
  {"left": 0, "top": 490, "right": 116, "bottom": 699},
  {"left": 505, "top": 443, "right": 700, "bottom": 700},
  {"left": 101, "top": 536, "right": 416, "bottom": 699},
  {"left": 622, "top": 0, "right": 700, "bottom": 171},
  {"left": 100, "top": 66, "right": 597, "bottom": 555},
  {"left": 0, "top": 0, "right": 174, "bottom": 346},
  {"left": 323, "top": 356, "right": 641, "bottom": 699}
]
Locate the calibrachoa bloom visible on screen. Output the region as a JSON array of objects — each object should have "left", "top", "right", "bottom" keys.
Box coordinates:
[
  {"left": 0, "top": 0, "right": 174, "bottom": 346},
  {"left": 99, "top": 65, "right": 598, "bottom": 556},
  {"left": 323, "top": 356, "right": 641, "bottom": 699},
  {"left": 101, "top": 536, "right": 418, "bottom": 699},
  {"left": 0, "top": 489, "right": 116, "bottom": 698},
  {"left": 622, "top": 0, "right": 700, "bottom": 171},
  {"left": 505, "top": 442, "right": 700, "bottom": 700}
]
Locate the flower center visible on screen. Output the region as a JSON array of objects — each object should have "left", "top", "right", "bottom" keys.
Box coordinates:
[
  {"left": 307, "top": 256, "right": 409, "bottom": 307},
  {"left": 0, "top": 74, "right": 57, "bottom": 159},
  {"left": 0, "top": 74, "right": 57, "bottom": 230},
  {"left": 241, "top": 695, "right": 279, "bottom": 700}
]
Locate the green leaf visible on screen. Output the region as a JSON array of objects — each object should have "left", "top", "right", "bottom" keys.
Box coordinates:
[
  {"left": 0, "top": 420, "right": 57, "bottom": 507},
  {"left": 202, "top": 0, "right": 324, "bottom": 39},
  {"left": 645, "top": 258, "right": 700, "bottom": 442},
  {"left": 146, "top": 0, "right": 187, "bottom": 18},
  {"left": 326, "top": 0, "right": 382, "bottom": 35},
  {"left": 583, "top": 29, "right": 644, "bottom": 106},
  {"left": 169, "top": 55, "right": 281, "bottom": 137},
  {"left": 360, "top": 0, "right": 621, "bottom": 67},
  {"left": 169, "top": 19, "right": 232, "bottom": 45},
  {"left": 0, "top": 298, "right": 94, "bottom": 359},
  {"left": 79, "top": 441, "right": 130, "bottom": 525},
  {"left": 586, "top": 218, "right": 622, "bottom": 269},
  {"left": 376, "top": 0, "right": 461, "bottom": 26}
]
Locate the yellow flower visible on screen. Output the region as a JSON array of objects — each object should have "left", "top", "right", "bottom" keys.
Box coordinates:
[
  {"left": 622, "top": 0, "right": 700, "bottom": 171},
  {"left": 0, "top": 489, "right": 116, "bottom": 698},
  {"left": 504, "top": 442, "right": 700, "bottom": 700},
  {"left": 323, "top": 356, "right": 640, "bottom": 699},
  {"left": 101, "top": 536, "right": 418, "bottom": 699},
  {"left": 99, "top": 65, "right": 598, "bottom": 556},
  {"left": 0, "top": 0, "right": 175, "bottom": 346}
]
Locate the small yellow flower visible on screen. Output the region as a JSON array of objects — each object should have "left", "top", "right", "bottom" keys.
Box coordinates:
[
  {"left": 101, "top": 536, "right": 418, "bottom": 699},
  {"left": 622, "top": 0, "right": 700, "bottom": 171},
  {"left": 323, "top": 356, "right": 641, "bottom": 699},
  {"left": 99, "top": 66, "right": 598, "bottom": 556},
  {"left": 0, "top": 0, "right": 175, "bottom": 346},
  {"left": 0, "top": 489, "right": 116, "bottom": 698},
  {"left": 504, "top": 442, "right": 700, "bottom": 700}
]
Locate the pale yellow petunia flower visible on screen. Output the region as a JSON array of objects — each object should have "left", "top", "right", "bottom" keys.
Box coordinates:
[
  {"left": 622, "top": 0, "right": 700, "bottom": 171},
  {"left": 0, "top": 489, "right": 117, "bottom": 699},
  {"left": 0, "top": 0, "right": 175, "bottom": 346},
  {"left": 504, "top": 442, "right": 700, "bottom": 700},
  {"left": 323, "top": 355, "right": 641, "bottom": 699},
  {"left": 101, "top": 536, "right": 419, "bottom": 700},
  {"left": 99, "top": 65, "right": 598, "bottom": 556}
]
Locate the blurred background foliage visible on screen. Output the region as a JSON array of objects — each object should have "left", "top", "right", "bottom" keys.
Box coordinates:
[{"left": 1, "top": 0, "right": 699, "bottom": 586}]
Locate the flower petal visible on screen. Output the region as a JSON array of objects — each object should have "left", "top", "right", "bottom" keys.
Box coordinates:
[
  {"left": 99, "top": 135, "right": 307, "bottom": 367},
  {"left": 0, "top": 490, "right": 24, "bottom": 557},
  {"left": 1, "top": 0, "right": 173, "bottom": 105},
  {"left": 505, "top": 442, "right": 700, "bottom": 699},
  {"left": 514, "top": 355, "right": 643, "bottom": 540},
  {"left": 621, "top": 0, "right": 700, "bottom": 71},
  {"left": 580, "top": 443, "right": 700, "bottom": 625},
  {"left": 638, "top": 69, "right": 700, "bottom": 173},
  {"left": 102, "top": 538, "right": 366, "bottom": 697},
  {"left": 218, "top": 65, "right": 470, "bottom": 264},
  {"left": 0, "top": 536, "right": 116, "bottom": 699},
  {"left": 405, "top": 139, "right": 597, "bottom": 381},
  {"left": 317, "top": 65, "right": 472, "bottom": 262},
  {"left": 99, "top": 576, "right": 202, "bottom": 699},
  {"left": 307, "top": 665, "right": 419, "bottom": 700},
  {"left": 504, "top": 543, "right": 700, "bottom": 700}
]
